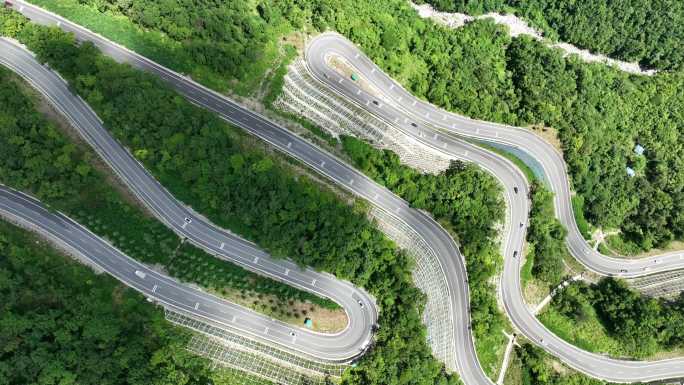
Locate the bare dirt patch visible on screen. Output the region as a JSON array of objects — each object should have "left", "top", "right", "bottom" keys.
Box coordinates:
[
  {"left": 524, "top": 278, "right": 551, "bottom": 307},
  {"left": 282, "top": 31, "right": 306, "bottom": 54},
  {"left": 147, "top": 260, "right": 348, "bottom": 333},
  {"left": 326, "top": 54, "right": 384, "bottom": 99},
  {"left": 526, "top": 124, "right": 563, "bottom": 153},
  {"left": 223, "top": 288, "right": 348, "bottom": 333}
]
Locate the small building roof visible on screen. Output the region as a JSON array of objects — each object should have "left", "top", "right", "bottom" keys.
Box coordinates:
[
  {"left": 626, "top": 167, "right": 635, "bottom": 177},
  {"left": 634, "top": 144, "right": 645, "bottom": 155}
]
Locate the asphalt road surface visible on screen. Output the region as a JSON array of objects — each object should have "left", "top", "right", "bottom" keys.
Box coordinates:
[
  {"left": 7, "top": 2, "right": 684, "bottom": 383},
  {"left": 0, "top": 37, "right": 377, "bottom": 364},
  {"left": 305, "top": 33, "right": 684, "bottom": 383}
]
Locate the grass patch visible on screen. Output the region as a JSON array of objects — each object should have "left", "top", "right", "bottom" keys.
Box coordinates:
[
  {"left": 476, "top": 331, "right": 510, "bottom": 380},
  {"left": 520, "top": 245, "right": 535, "bottom": 287},
  {"left": 273, "top": 108, "right": 339, "bottom": 147},
  {"left": 605, "top": 233, "right": 648, "bottom": 256},
  {"left": 571, "top": 195, "right": 592, "bottom": 240},
  {"left": 540, "top": 280, "right": 684, "bottom": 360},
  {"left": 263, "top": 44, "right": 297, "bottom": 107},
  {"left": 597, "top": 241, "right": 614, "bottom": 256},
  {"left": 538, "top": 306, "right": 626, "bottom": 357},
  {"left": 474, "top": 140, "right": 537, "bottom": 183}
]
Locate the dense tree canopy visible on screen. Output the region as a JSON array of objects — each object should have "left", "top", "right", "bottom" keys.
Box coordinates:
[
  {"left": 527, "top": 182, "right": 567, "bottom": 284},
  {"left": 33, "top": 0, "right": 684, "bottom": 252},
  {"left": 341, "top": 135, "right": 506, "bottom": 375},
  {"left": 516, "top": 343, "right": 608, "bottom": 385},
  {"left": 0, "top": 64, "right": 337, "bottom": 321},
  {"left": 0, "top": 220, "right": 217, "bottom": 385},
  {"left": 422, "top": 0, "right": 684, "bottom": 71},
  {"left": 0, "top": 13, "right": 459, "bottom": 385},
  {"left": 552, "top": 279, "right": 684, "bottom": 358}
]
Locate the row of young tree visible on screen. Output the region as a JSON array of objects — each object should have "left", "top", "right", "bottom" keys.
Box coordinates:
[
  {"left": 422, "top": 0, "right": 684, "bottom": 71},
  {"left": 0, "top": 11, "right": 459, "bottom": 385},
  {"left": 47, "top": 0, "right": 684, "bottom": 253},
  {"left": 341, "top": 135, "right": 507, "bottom": 375},
  {"left": 0, "top": 63, "right": 336, "bottom": 316}
]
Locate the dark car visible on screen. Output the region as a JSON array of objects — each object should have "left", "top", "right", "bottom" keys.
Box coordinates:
[
  {"left": 513, "top": 251, "right": 518, "bottom": 258},
  {"left": 411, "top": 122, "right": 418, "bottom": 127},
  {"left": 513, "top": 186, "right": 519, "bottom": 194}
]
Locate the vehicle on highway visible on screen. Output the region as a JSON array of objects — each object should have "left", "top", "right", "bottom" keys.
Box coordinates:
[
  {"left": 513, "top": 251, "right": 518, "bottom": 258},
  {"left": 184, "top": 217, "right": 191, "bottom": 224},
  {"left": 513, "top": 186, "right": 519, "bottom": 194},
  {"left": 410, "top": 122, "right": 418, "bottom": 127},
  {"left": 358, "top": 300, "right": 364, "bottom": 308}
]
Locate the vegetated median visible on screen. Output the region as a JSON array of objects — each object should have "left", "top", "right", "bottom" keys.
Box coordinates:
[
  {"left": 0, "top": 12, "right": 460, "bottom": 385},
  {"left": 0, "top": 219, "right": 273, "bottom": 385},
  {"left": 341, "top": 135, "right": 507, "bottom": 379},
  {"left": 0, "top": 63, "right": 342, "bottom": 331}
]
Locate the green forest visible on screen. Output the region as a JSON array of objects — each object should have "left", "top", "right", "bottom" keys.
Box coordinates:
[
  {"left": 32, "top": 0, "right": 684, "bottom": 253},
  {"left": 421, "top": 0, "right": 684, "bottom": 71},
  {"left": 549, "top": 279, "right": 684, "bottom": 358},
  {"left": 0, "top": 64, "right": 337, "bottom": 325},
  {"left": 0, "top": 219, "right": 260, "bottom": 385},
  {"left": 526, "top": 182, "right": 567, "bottom": 284},
  {"left": 0, "top": 12, "right": 459, "bottom": 385},
  {"left": 4, "top": 0, "right": 684, "bottom": 383},
  {"left": 515, "top": 343, "right": 608, "bottom": 385},
  {"left": 341, "top": 136, "right": 506, "bottom": 376}
]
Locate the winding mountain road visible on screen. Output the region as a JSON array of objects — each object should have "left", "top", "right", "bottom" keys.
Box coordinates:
[
  {"left": 305, "top": 33, "right": 684, "bottom": 383},
  {"left": 0, "top": 37, "right": 377, "bottom": 364},
  {"left": 5, "top": 2, "right": 684, "bottom": 384}
]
